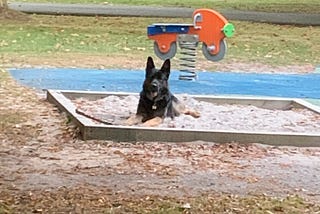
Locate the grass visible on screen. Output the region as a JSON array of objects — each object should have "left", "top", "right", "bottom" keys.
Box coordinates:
[
  {"left": 0, "top": 15, "right": 152, "bottom": 56},
  {"left": 229, "top": 23, "right": 320, "bottom": 65},
  {"left": 10, "top": 0, "right": 320, "bottom": 13},
  {"left": 0, "top": 15, "right": 319, "bottom": 67}
]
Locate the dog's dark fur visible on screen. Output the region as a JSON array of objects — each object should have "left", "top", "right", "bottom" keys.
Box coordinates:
[{"left": 126, "top": 56, "right": 199, "bottom": 127}]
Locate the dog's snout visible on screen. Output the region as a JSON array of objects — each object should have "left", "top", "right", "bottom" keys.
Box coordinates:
[{"left": 151, "top": 82, "right": 158, "bottom": 91}]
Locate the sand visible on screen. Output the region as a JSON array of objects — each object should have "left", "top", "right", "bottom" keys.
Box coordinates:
[{"left": 73, "top": 95, "right": 320, "bottom": 133}]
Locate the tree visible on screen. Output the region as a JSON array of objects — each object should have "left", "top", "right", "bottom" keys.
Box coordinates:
[
  {"left": 1, "top": 0, "right": 28, "bottom": 20},
  {"left": 0, "top": 0, "right": 8, "bottom": 16},
  {"left": 0, "top": 0, "right": 8, "bottom": 11}
]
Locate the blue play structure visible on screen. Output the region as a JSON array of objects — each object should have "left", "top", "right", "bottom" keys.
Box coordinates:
[{"left": 9, "top": 68, "right": 320, "bottom": 99}]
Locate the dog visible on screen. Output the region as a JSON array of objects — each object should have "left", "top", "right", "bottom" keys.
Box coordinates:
[{"left": 125, "top": 56, "right": 200, "bottom": 127}]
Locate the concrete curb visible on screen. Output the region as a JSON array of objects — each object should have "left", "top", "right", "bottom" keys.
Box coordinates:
[{"left": 8, "top": 2, "right": 320, "bottom": 26}]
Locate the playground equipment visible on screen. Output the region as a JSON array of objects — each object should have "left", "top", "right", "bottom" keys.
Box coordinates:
[{"left": 147, "top": 9, "right": 235, "bottom": 80}]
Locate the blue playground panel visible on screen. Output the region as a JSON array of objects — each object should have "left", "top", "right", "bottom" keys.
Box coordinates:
[
  {"left": 9, "top": 68, "right": 320, "bottom": 99},
  {"left": 147, "top": 24, "right": 192, "bottom": 36}
]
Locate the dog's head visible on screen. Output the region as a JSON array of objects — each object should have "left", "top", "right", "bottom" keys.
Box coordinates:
[{"left": 143, "top": 56, "right": 170, "bottom": 101}]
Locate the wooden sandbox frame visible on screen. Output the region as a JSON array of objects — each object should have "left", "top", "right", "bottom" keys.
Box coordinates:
[{"left": 47, "top": 90, "right": 320, "bottom": 147}]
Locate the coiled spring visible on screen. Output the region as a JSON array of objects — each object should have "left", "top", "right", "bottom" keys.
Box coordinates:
[{"left": 178, "top": 35, "right": 199, "bottom": 81}]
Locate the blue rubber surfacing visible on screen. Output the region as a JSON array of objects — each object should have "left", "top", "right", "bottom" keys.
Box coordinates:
[{"left": 9, "top": 68, "right": 320, "bottom": 99}]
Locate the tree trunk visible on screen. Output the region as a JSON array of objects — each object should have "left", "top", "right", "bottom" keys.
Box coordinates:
[
  {"left": 0, "top": 0, "right": 8, "bottom": 10},
  {"left": 1, "top": 0, "right": 29, "bottom": 20}
]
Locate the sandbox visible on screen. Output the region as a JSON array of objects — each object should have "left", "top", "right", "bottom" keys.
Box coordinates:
[{"left": 47, "top": 90, "right": 320, "bottom": 146}]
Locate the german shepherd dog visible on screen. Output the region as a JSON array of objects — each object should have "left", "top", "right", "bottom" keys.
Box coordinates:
[{"left": 126, "top": 56, "right": 200, "bottom": 127}]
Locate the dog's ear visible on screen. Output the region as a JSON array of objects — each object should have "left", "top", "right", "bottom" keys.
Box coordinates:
[
  {"left": 160, "top": 59, "right": 170, "bottom": 79},
  {"left": 146, "top": 56, "right": 155, "bottom": 77}
]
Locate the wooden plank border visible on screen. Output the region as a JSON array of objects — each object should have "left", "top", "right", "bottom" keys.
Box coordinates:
[{"left": 46, "top": 90, "right": 320, "bottom": 147}]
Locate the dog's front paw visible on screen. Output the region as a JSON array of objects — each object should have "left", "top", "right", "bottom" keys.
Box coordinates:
[
  {"left": 142, "top": 117, "right": 163, "bottom": 127},
  {"left": 125, "top": 115, "right": 142, "bottom": 126},
  {"left": 184, "top": 109, "right": 200, "bottom": 118}
]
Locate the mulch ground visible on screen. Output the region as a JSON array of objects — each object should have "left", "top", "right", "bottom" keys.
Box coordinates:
[{"left": 1, "top": 69, "right": 320, "bottom": 212}]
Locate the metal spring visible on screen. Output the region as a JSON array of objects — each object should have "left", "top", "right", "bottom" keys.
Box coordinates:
[{"left": 178, "top": 39, "right": 198, "bottom": 81}]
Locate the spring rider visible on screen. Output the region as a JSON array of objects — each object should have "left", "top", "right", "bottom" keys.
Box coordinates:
[{"left": 147, "top": 9, "right": 235, "bottom": 80}]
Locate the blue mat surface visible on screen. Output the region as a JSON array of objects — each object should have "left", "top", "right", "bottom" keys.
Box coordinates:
[{"left": 9, "top": 68, "right": 320, "bottom": 99}]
